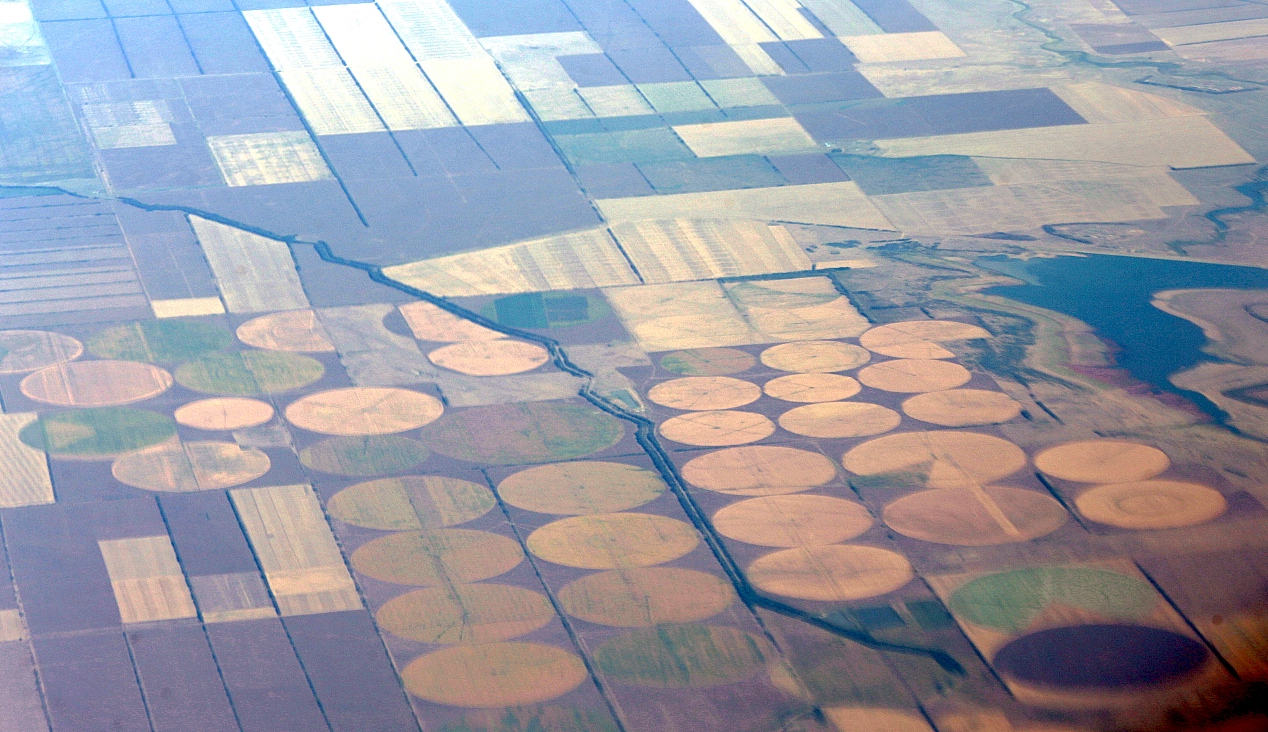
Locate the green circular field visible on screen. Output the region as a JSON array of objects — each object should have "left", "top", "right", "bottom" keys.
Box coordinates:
[
  {"left": 176, "top": 350, "right": 324, "bottom": 396},
  {"left": 299, "top": 435, "right": 429, "bottom": 476},
  {"left": 20, "top": 407, "right": 177, "bottom": 458},
  {"left": 87, "top": 320, "right": 233, "bottom": 363},
  {"left": 946, "top": 567, "right": 1158, "bottom": 633}
]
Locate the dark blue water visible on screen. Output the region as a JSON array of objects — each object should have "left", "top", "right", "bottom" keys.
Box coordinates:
[{"left": 979, "top": 254, "right": 1268, "bottom": 423}]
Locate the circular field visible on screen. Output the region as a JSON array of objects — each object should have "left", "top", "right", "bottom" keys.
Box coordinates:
[
  {"left": 235, "top": 310, "right": 336, "bottom": 353},
  {"left": 422, "top": 402, "right": 624, "bottom": 466},
  {"left": 859, "top": 320, "right": 990, "bottom": 359},
  {"left": 712, "top": 495, "right": 873, "bottom": 547},
  {"left": 659, "top": 348, "right": 756, "bottom": 376},
  {"left": 0, "top": 330, "right": 82, "bottom": 374},
  {"left": 88, "top": 320, "right": 232, "bottom": 363},
  {"left": 327, "top": 476, "right": 495, "bottom": 530},
  {"left": 526, "top": 513, "right": 698, "bottom": 569},
  {"left": 299, "top": 435, "right": 429, "bottom": 476},
  {"left": 428, "top": 340, "right": 550, "bottom": 376},
  {"left": 747, "top": 545, "right": 913, "bottom": 602},
  {"left": 842, "top": 431, "right": 1027, "bottom": 489},
  {"left": 759, "top": 341, "right": 870, "bottom": 374},
  {"left": 901, "top": 389, "right": 1022, "bottom": 427},
  {"left": 777, "top": 402, "right": 900, "bottom": 439},
  {"left": 681, "top": 445, "right": 837, "bottom": 496},
  {"left": 1075, "top": 480, "right": 1226, "bottom": 530},
  {"left": 947, "top": 567, "right": 1157, "bottom": 633},
  {"left": 22, "top": 360, "right": 172, "bottom": 407},
  {"left": 174, "top": 397, "right": 274, "bottom": 431},
  {"left": 1033, "top": 440, "right": 1170, "bottom": 484},
  {"left": 112, "top": 441, "right": 270, "bottom": 492},
  {"left": 882, "top": 486, "right": 1068, "bottom": 546},
  {"left": 498, "top": 461, "right": 665, "bottom": 515},
  {"left": 19, "top": 407, "right": 176, "bottom": 459},
  {"left": 402, "top": 642, "right": 587, "bottom": 708},
  {"left": 399, "top": 301, "right": 505, "bottom": 342},
  {"left": 556, "top": 568, "right": 733, "bottom": 627},
  {"left": 176, "top": 351, "right": 324, "bottom": 396},
  {"left": 377, "top": 583, "right": 554, "bottom": 644},
  {"left": 647, "top": 376, "right": 761, "bottom": 411},
  {"left": 856, "top": 359, "right": 971, "bottom": 393},
  {"left": 593, "top": 625, "right": 769, "bottom": 688},
  {"left": 285, "top": 387, "right": 444, "bottom": 436},
  {"left": 658, "top": 410, "right": 775, "bottom": 447},
  {"left": 351, "top": 529, "right": 523, "bottom": 586},
  {"left": 763, "top": 373, "right": 860, "bottom": 403},
  {"left": 993, "top": 624, "right": 1208, "bottom": 689}
]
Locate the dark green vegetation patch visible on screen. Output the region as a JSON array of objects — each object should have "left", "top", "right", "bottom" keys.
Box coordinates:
[
  {"left": 300, "top": 435, "right": 430, "bottom": 477},
  {"left": 593, "top": 624, "right": 769, "bottom": 687},
  {"left": 88, "top": 320, "right": 233, "bottom": 363},
  {"left": 20, "top": 407, "right": 176, "bottom": 457},
  {"left": 421, "top": 401, "right": 624, "bottom": 466},
  {"left": 482, "top": 292, "right": 609, "bottom": 329},
  {"left": 829, "top": 155, "right": 992, "bottom": 196},
  {"left": 176, "top": 351, "right": 324, "bottom": 396}
]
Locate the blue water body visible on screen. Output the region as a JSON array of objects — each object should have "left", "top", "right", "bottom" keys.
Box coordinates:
[{"left": 979, "top": 254, "right": 1268, "bottom": 422}]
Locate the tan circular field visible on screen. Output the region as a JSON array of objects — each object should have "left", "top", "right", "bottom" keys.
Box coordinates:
[
  {"left": 427, "top": 340, "right": 549, "bottom": 376},
  {"left": 763, "top": 373, "right": 860, "bottom": 403},
  {"left": 526, "top": 513, "right": 699, "bottom": 569},
  {"left": 402, "top": 642, "right": 587, "bottom": 708},
  {"left": 777, "top": 402, "right": 901, "bottom": 439},
  {"left": 22, "top": 360, "right": 172, "bottom": 407},
  {"left": 327, "top": 476, "right": 495, "bottom": 531},
  {"left": 681, "top": 445, "right": 837, "bottom": 496},
  {"left": 112, "top": 441, "right": 270, "bottom": 492},
  {"left": 1033, "top": 440, "right": 1170, "bottom": 483},
  {"left": 647, "top": 376, "right": 761, "bottom": 411},
  {"left": 399, "top": 301, "right": 505, "bottom": 342},
  {"left": 658, "top": 410, "right": 775, "bottom": 447},
  {"left": 285, "top": 387, "right": 444, "bottom": 436},
  {"left": 859, "top": 320, "right": 990, "bottom": 359},
  {"left": 556, "top": 567, "right": 734, "bottom": 627},
  {"left": 1075, "top": 480, "right": 1227, "bottom": 530},
  {"left": 902, "top": 389, "right": 1022, "bottom": 426},
  {"left": 712, "top": 495, "right": 873, "bottom": 547},
  {"left": 235, "top": 310, "right": 335, "bottom": 352},
  {"left": 0, "top": 330, "right": 83, "bottom": 374},
  {"left": 842, "top": 431, "right": 1027, "bottom": 488},
  {"left": 747, "top": 545, "right": 913, "bottom": 602},
  {"left": 498, "top": 461, "right": 665, "bottom": 515},
  {"left": 856, "top": 359, "right": 971, "bottom": 393},
  {"left": 376, "top": 583, "right": 554, "bottom": 644},
  {"left": 883, "top": 486, "right": 1068, "bottom": 546},
  {"left": 350, "top": 529, "right": 523, "bottom": 586},
  {"left": 659, "top": 347, "right": 756, "bottom": 376},
  {"left": 174, "top": 398, "right": 274, "bottom": 431},
  {"left": 759, "top": 341, "right": 870, "bottom": 373}
]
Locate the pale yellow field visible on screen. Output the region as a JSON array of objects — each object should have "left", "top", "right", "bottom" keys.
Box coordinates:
[
  {"left": 231, "top": 484, "right": 362, "bottom": 616},
  {"left": 207, "top": 131, "right": 333, "bottom": 187},
  {"left": 99, "top": 536, "right": 197, "bottom": 624},
  {"left": 673, "top": 117, "right": 818, "bottom": 158}
]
